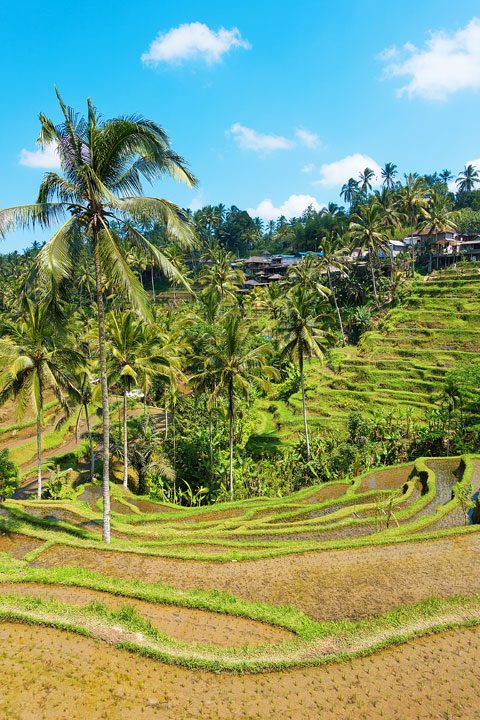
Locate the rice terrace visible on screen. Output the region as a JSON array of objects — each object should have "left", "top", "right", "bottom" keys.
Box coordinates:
[{"left": 2, "top": 3, "right": 480, "bottom": 719}]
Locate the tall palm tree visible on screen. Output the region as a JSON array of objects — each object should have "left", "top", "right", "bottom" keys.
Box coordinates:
[
  {"left": 107, "top": 310, "right": 145, "bottom": 488},
  {"left": 419, "top": 192, "right": 458, "bottom": 269},
  {"left": 399, "top": 174, "right": 428, "bottom": 275},
  {"left": 199, "top": 314, "right": 277, "bottom": 500},
  {"left": 199, "top": 246, "right": 244, "bottom": 301},
  {"left": 381, "top": 162, "right": 398, "bottom": 189},
  {"left": 72, "top": 366, "right": 99, "bottom": 480},
  {"left": 359, "top": 167, "right": 376, "bottom": 193},
  {"left": 456, "top": 164, "right": 480, "bottom": 193},
  {"left": 317, "top": 232, "right": 349, "bottom": 345},
  {"left": 278, "top": 287, "right": 326, "bottom": 461},
  {"left": 376, "top": 187, "right": 405, "bottom": 235},
  {"left": 439, "top": 169, "right": 453, "bottom": 185},
  {"left": 0, "top": 90, "right": 197, "bottom": 542},
  {"left": 283, "top": 254, "right": 330, "bottom": 300},
  {"left": 349, "top": 203, "right": 390, "bottom": 304},
  {"left": 340, "top": 178, "right": 359, "bottom": 205},
  {"left": 0, "top": 300, "right": 78, "bottom": 498}
]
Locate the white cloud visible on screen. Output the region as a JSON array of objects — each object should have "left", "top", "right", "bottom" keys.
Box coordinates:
[
  {"left": 381, "top": 17, "right": 480, "bottom": 100},
  {"left": 295, "top": 128, "right": 320, "bottom": 148},
  {"left": 19, "top": 142, "right": 60, "bottom": 169},
  {"left": 247, "top": 194, "right": 322, "bottom": 221},
  {"left": 315, "top": 153, "right": 381, "bottom": 188},
  {"left": 141, "top": 22, "right": 250, "bottom": 65},
  {"left": 228, "top": 123, "right": 293, "bottom": 152},
  {"left": 467, "top": 157, "right": 480, "bottom": 170},
  {"left": 189, "top": 194, "right": 205, "bottom": 212},
  {"left": 302, "top": 163, "right": 315, "bottom": 173}
]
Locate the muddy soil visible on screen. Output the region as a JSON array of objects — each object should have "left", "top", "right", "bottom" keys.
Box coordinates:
[
  {"left": 0, "top": 583, "right": 290, "bottom": 647},
  {"left": 0, "top": 534, "right": 43, "bottom": 559},
  {"left": 0, "top": 623, "right": 478, "bottom": 719},
  {"left": 356, "top": 464, "right": 414, "bottom": 492},
  {"left": 34, "top": 533, "right": 480, "bottom": 621}
]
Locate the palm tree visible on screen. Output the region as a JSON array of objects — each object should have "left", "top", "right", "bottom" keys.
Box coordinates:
[
  {"left": 376, "top": 187, "right": 405, "bottom": 235},
  {"left": 439, "top": 169, "right": 453, "bottom": 185},
  {"left": 107, "top": 311, "right": 144, "bottom": 488},
  {"left": 340, "top": 178, "right": 359, "bottom": 205},
  {"left": 456, "top": 164, "right": 480, "bottom": 193},
  {"left": 283, "top": 254, "right": 330, "bottom": 300},
  {"left": 349, "top": 203, "right": 390, "bottom": 304},
  {"left": 72, "top": 366, "right": 99, "bottom": 480},
  {"left": 0, "top": 300, "right": 78, "bottom": 498},
  {"left": 0, "top": 90, "right": 196, "bottom": 542},
  {"left": 199, "top": 246, "right": 244, "bottom": 301},
  {"left": 359, "top": 167, "right": 376, "bottom": 193},
  {"left": 199, "top": 314, "right": 277, "bottom": 500},
  {"left": 317, "top": 232, "right": 349, "bottom": 345},
  {"left": 399, "top": 174, "right": 428, "bottom": 275},
  {"left": 381, "top": 162, "right": 398, "bottom": 189},
  {"left": 278, "top": 287, "right": 326, "bottom": 461},
  {"left": 419, "top": 192, "right": 458, "bottom": 269}
]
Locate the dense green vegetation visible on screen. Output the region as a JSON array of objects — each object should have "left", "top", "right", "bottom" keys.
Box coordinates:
[{"left": 0, "top": 93, "right": 479, "bottom": 546}]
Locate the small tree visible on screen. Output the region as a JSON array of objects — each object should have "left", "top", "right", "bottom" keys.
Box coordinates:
[{"left": 0, "top": 450, "right": 19, "bottom": 501}]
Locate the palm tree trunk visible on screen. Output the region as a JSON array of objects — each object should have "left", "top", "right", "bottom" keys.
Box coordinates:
[
  {"left": 151, "top": 266, "right": 156, "bottom": 302},
  {"left": 228, "top": 380, "right": 235, "bottom": 501},
  {"left": 84, "top": 402, "right": 95, "bottom": 480},
  {"left": 164, "top": 405, "right": 168, "bottom": 439},
  {"left": 123, "top": 390, "right": 128, "bottom": 488},
  {"left": 93, "top": 237, "right": 111, "bottom": 543},
  {"left": 327, "top": 268, "right": 345, "bottom": 345},
  {"left": 299, "top": 348, "right": 310, "bottom": 462},
  {"left": 208, "top": 411, "right": 214, "bottom": 476},
  {"left": 143, "top": 393, "right": 149, "bottom": 428},
  {"left": 370, "top": 260, "right": 378, "bottom": 304},
  {"left": 36, "top": 411, "right": 42, "bottom": 500}
]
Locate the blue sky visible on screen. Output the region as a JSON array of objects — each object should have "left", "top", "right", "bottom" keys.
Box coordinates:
[{"left": 2, "top": 0, "right": 480, "bottom": 251}]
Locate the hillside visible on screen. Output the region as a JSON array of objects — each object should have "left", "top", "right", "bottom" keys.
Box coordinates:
[{"left": 257, "top": 264, "right": 480, "bottom": 441}]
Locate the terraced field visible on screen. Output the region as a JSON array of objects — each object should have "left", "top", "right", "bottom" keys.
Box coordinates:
[
  {"left": 256, "top": 265, "right": 480, "bottom": 438},
  {"left": 1, "top": 266, "right": 480, "bottom": 718},
  {"left": 0, "top": 454, "right": 479, "bottom": 716}
]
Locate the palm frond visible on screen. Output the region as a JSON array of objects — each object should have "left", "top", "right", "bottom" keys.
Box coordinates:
[
  {"left": 97, "top": 220, "right": 150, "bottom": 320},
  {"left": 119, "top": 196, "right": 197, "bottom": 250},
  {"left": 0, "top": 203, "right": 67, "bottom": 235}
]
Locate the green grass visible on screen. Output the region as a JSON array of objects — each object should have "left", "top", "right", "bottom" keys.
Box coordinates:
[{"left": 251, "top": 267, "right": 480, "bottom": 441}]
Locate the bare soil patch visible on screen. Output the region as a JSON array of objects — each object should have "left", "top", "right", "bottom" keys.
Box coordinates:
[
  {"left": 35, "top": 533, "right": 480, "bottom": 621},
  {"left": 0, "top": 623, "right": 478, "bottom": 719},
  {"left": 0, "top": 583, "right": 290, "bottom": 647}
]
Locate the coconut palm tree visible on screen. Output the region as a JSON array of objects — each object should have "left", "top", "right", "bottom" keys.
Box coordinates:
[
  {"left": 0, "top": 90, "right": 197, "bottom": 542},
  {"left": 0, "top": 300, "right": 78, "bottom": 498},
  {"left": 439, "top": 169, "right": 453, "bottom": 185},
  {"left": 376, "top": 187, "right": 406, "bottom": 235},
  {"left": 107, "top": 310, "right": 144, "bottom": 488},
  {"left": 283, "top": 254, "right": 330, "bottom": 301},
  {"left": 359, "top": 167, "right": 376, "bottom": 193},
  {"left": 198, "top": 314, "right": 277, "bottom": 500},
  {"left": 381, "top": 162, "right": 398, "bottom": 189},
  {"left": 72, "top": 366, "right": 99, "bottom": 480},
  {"left": 399, "top": 174, "right": 428, "bottom": 275},
  {"left": 456, "top": 164, "right": 480, "bottom": 193},
  {"left": 419, "top": 192, "right": 458, "bottom": 269},
  {"left": 340, "top": 178, "right": 360, "bottom": 206},
  {"left": 349, "top": 203, "right": 390, "bottom": 304},
  {"left": 278, "top": 287, "right": 327, "bottom": 461},
  {"left": 199, "top": 246, "right": 244, "bottom": 301},
  {"left": 317, "top": 232, "right": 349, "bottom": 345}
]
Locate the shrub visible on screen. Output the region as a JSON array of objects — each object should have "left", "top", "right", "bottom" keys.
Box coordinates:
[{"left": 0, "top": 450, "right": 19, "bottom": 501}]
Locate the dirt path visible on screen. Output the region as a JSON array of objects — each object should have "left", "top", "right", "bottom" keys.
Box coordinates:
[
  {"left": 35, "top": 533, "right": 480, "bottom": 621},
  {"left": 0, "top": 622, "right": 478, "bottom": 719}
]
